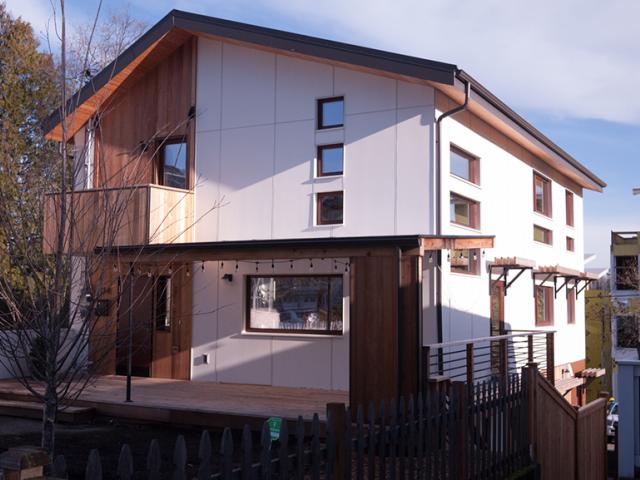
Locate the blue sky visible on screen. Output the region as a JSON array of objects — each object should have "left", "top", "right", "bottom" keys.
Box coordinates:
[{"left": 7, "top": 0, "right": 640, "bottom": 267}]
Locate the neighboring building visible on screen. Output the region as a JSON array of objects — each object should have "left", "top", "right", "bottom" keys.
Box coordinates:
[{"left": 40, "top": 10, "right": 605, "bottom": 407}]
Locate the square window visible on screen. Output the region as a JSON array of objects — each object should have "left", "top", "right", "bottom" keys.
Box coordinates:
[
  {"left": 317, "top": 191, "right": 343, "bottom": 225},
  {"left": 566, "top": 236, "right": 575, "bottom": 252},
  {"left": 450, "top": 249, "right": 481, "bottom": 275},
  {"left": 450, "top": 146, "right": 479, "bottom": 184},
  {"left": 317, "top": 144, "right": 344, "bottom": 176},
  {"left": 246, "top": 275, "right": 343, "bottom": 334},
  {"left": 533, "top": 173, "right": 552, "bottom": 216},
  {"left": 535, "top": 286, "right": 554, "bottom": 326},
  {"left": 533, "top": 225, "right": 553, "bottom": 245},
  {"left": 450, "top": 193, "right": 480, "bottom": 229},
  {"left": 159, "top": 139, "right": 188, "bottom": 189},
  {"left": 317, "top": 97, "right": 344, "bottom": 129}
]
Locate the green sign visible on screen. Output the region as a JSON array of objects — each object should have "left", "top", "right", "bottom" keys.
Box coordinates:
[{"left": 267, "top": 417, "right": 282, "bottom": 441}]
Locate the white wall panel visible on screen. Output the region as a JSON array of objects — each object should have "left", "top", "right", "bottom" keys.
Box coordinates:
[{"left": 276, "top": 56, "right": 332, "bottom": 123}]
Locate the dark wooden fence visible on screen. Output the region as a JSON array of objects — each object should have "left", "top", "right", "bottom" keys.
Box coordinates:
[{"left": 47, "top": 374, "right": 532, "bottom": 480}]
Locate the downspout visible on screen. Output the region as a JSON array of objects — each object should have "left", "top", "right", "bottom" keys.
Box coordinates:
[{"left": 434, "top": 75, "right": 471, "bottom": 344}]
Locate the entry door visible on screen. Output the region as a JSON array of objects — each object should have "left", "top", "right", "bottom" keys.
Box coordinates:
[
  {"left": 116, "top": 276, "right": 154, "bottom": 377},
  {"left": 490, "top": 281, "right": 505, "bottom": 376}
]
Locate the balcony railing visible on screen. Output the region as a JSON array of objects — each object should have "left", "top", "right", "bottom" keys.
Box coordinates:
[
  {"left": 423, "top": 330, "right": 555, "bottom": 386},
  {"left": 43, "top": 184, "right": 194, "bottom": 254}
]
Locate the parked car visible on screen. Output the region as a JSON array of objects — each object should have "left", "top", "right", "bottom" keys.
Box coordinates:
[{"left": 607, "top": 400, "right": 618, "bottom": 440}]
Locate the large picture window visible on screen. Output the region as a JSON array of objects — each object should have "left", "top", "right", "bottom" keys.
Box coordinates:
[{"left": 246, "top": 275, "right": 344, "bottom": 334}]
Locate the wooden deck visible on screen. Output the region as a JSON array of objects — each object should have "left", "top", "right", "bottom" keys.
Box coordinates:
[{"left": 0, "top": 376, "right": 348, "bottom": 429}]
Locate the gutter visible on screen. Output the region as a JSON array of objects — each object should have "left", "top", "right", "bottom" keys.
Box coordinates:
[{"left": 434, "top": 74, "right": 471, "bottom": 343}]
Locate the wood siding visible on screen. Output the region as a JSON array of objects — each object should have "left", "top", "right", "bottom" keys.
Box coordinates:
[{"left": 94, "top": 36, "right": 196, "bottom": 189}]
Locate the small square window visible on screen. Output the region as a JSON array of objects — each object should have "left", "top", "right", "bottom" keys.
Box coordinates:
[
  {"left": 317, "top": 191, "right": 343, "bottom": 225},
  {"left": 317, "top": 144, "right": 344, "bottom": 176},
  {"left": 535, "top": 286, "right": 554, "bottom": 326},
  {"left": 317, "top": 97, "right": 344, "bottom": 129},
  {"left": 450, "top": 193, "right": 480, "bottom": 229},
  {"left": 450, "top": 249, "right": 481, "bottom": 275},
  {"left": 533, "top": 173, "right": 552, "bottom": 217},
  {"left": 533, "top": 225, "right": 552, "bottom": 245},
  {"left": 566, "top": 236, "right": 575, "bottom": 252},
  {"left": 450, "top": 146, "right": 479, "bottom": 184}
]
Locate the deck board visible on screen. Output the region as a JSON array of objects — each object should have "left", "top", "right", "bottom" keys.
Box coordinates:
[{"left": 0, "top": 376, "right": 348, "bottom": 427}]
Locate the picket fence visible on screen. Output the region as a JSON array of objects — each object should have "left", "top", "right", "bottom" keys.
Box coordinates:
[{"left": 48, "top": 373, "right": 533, "bottom": 480}]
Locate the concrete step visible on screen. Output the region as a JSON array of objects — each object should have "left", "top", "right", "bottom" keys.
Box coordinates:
[{"left": 0, "top": 399, "right": 94, "bottom": 424}]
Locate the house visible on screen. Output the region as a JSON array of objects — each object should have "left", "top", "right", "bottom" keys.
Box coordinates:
[{"left": 40, "top": 10, "right": 605, "bottom": 409}]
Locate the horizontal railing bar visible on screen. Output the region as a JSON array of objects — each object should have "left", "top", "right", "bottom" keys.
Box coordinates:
[{"left": 425, "top": 330, "right": 555, "bottom": 349}]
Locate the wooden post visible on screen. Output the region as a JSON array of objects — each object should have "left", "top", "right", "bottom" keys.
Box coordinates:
[
  {"left": 545, "top": 332, "right": 555, "bottom": 385},
  {"left": 527, "top": 334, "right": 533, "bottom": 363},
  {"left": 327, "top": 403, "right": 346, "bottom": 480},
  {"left": 466, "top": 343, "right": 474, "bottom": 385},
  {"left": 525, "top": 363, "right": 538, "bottom": 461},
  {"left": 424, "top": 345, "right": 431, "bottom": 383},
  {"left": 451, "top": 381, "right": 468, "bottom": 480}
]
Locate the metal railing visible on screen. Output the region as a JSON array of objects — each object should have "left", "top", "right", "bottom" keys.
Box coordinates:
[{"left": 423, "top": 330, "right": 555, "bottom": 386}]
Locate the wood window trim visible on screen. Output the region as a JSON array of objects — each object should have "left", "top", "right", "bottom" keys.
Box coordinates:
[
  {"left": 450, "top": 144, "right": 480, "bottom": 185},
  {"left": 450, "top": 248, "right": 481, "bottom": 276},
  {"left": 317, "top": 96, "right": 344, "bottom": 130},
  {"left": 317, "top": 144, "right": 344, "bottom": 177},
  {"left": 156, "top": 136, "right": 189, "bottom": 190},
  {"left": 533, "top": 172, "right": 552, "bottom": 217},
  {"left": 450, "top": 193, "right": 480, "bottom": 229},
  {"left": 535, "top": 286, "right": 554, "bottom": 326},
  {"left": 533, "top": 225, "right": 553, "bottom": 245},
  {"left": 316, "top": 191, "right": 344, "bottom": 226},
  {"left": 565, "top": 190, "right": 574, "bottom": 227},
  {"left": 566, "top": 236, "right": 575, "bottom": 252},
  {"left": 567, "top": 288, "right": 576, "bottom": 324},
  {"left": 244, "top": 274, "right": 344, "bottom": 335}
]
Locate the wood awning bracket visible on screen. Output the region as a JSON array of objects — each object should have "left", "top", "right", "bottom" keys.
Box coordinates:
[
  {"left": 489, "top": 265, "right": 532, "bottom": 296},
  {"left": 575, "top": 278, "right": 594, "bottom": 298}
]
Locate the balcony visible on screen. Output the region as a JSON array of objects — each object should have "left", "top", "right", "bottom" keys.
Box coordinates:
[{"left": 43, "top": 184, "right": 194, "bottom": 254}]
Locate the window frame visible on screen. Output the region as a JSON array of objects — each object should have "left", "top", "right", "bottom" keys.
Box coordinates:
[
  {"left": 317, "top": 96, "right": 345, "bottom": 130},
  {"left": 533, "top": 225, "right": 553, "bottom": 245},
  {"left": 316, "top": 191, "right": 344, "bottom": 226},
  {"left": 244, "top": 274, "right": 344, "bottom": 335},
  {"left": 450, "top": 145, "right": 480, "bottom": 185},
  {"left": 450, "top": 193, "right": 480, "bottom": 230},
  {"left": 565, "top": 190, "right": 574, "bottom": 227},
  {"left": 450, "top": 248, "right": 481, "bottom": 276},
  {"left": 567, "top": 288, "right": 576, "bottom": 324},
  {"left": 566, "top": 236, "right": 575, "bottom": 252},
  {"left": 317, "top": 144, "right": 344, "bottom": 177},
  {"left": 533, "top": 172, "right": 552, "bottom": 217},
  {"left": 157, "top": 136, "right": 189, "bottom": 190},
  {"left": 535, "top": 285, "right": 554, "bottom": 326}
]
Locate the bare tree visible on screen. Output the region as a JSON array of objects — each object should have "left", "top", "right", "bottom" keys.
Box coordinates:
[{"left": 0, "top": 1, "right": 211, "bottom": 454}]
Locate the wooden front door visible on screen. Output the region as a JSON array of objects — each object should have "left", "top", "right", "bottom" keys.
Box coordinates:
[
  {"left": 490, "top": 281, "right": 505, "bottom": 376},
  {"left": 116, "top": 276, "right": 154, "bottom": 377}
]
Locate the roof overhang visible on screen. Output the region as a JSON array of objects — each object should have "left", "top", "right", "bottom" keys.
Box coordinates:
[{"left": 97, "top": 234, "right": 495, "bottom": 262}]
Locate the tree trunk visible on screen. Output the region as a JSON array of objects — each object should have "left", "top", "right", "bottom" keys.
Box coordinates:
[{"left": 41, "top": 384, "right": 58, "bottom": 455}]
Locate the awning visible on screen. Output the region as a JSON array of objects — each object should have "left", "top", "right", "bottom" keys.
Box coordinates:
[
  {"left": 488, "top": 257, "right": 536, "bottom": 295},
  {"left": 534, "top": 265, "right": 598, "bottom": 298}
]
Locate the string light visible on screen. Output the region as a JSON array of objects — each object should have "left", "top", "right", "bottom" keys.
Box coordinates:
[
  {"left": 447, "top": 252, "right": 451, "bottom": 262},
  {"left": 428, "top": 253, "right": 433, "bottom": 264},
  {"left": 221, "top": 261, "right": 224, "bottom": 270},
  {"left": 271, "top": 260, "right": 275, "bottom": 270},
  {"left": 201, "top": 261, "right": 205, "bottom": 272},
  {"left": 186, "top": 267, "right": 190, "bottom": 277},
  {"left": 309, "top": 258, "right": 314, "bottom": 270},
  {"left": 473, "top": 252, "right": 478, "bottom": 261},
  {"left": 112, "top": 263, "right": 118, "bottom": 272},
  {"left": 255, "top": 261, "right": 259, "bottom": 272},
  {"left": 334, "top": 259, "right": 338, "bottom": 270},
  {"left": 235, "top": 261, "right": 239, "bottom": 272}
]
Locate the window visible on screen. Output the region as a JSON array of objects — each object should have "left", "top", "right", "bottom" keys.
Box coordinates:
[
  {"left": 450, "top": 249, "right": 481, "bottom": 275},
  {"left": 317, "top": 97, "right": 344, "bottom": 129},
  {"left": 566, "top": 236, "right": 575, "bottom": 252},
  {"left": 533, "top": 173, "right": 552, "bottom": 216},
  {"left": 450, "top": 193, "right": 480, "bottom": 229},
  {"left": 616, "top": 315, "right": 639, "bottom": 348},
  {"left": 567, "top": 288, "right": 575, "bottom": 324},
  {"left": 159, "top": 139, "right": 188, "bottom": 189},
  {"left": 246, "top": 275, "right": 343, "bottom": 334},
  {"left": 533, "top": 225, "right": 552, "bottom": 245},
  {"left": 535, "top": 286, "right": 554, "bottom": 326},
  {"left": 317, "top": 144, "right": 344, "bottom": 176},
  {"left": 615, "top": 256, "right": 639, "bottom": 290},
  {"left": 565, "top": 190, "right": 574, "bottom": 226},
  {"left": 317, "top": 191, "right": 343, "bottom": 225},
  {"left": 450, "top": 146, "right": 479, "bottom": 184},
  {"left": 154, "top": 276, "right": 171, "bottom": 331}
]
